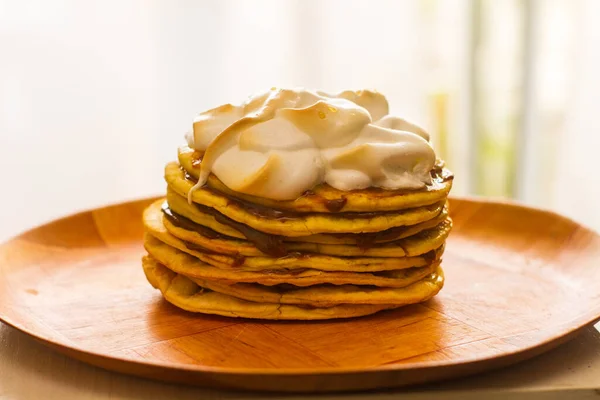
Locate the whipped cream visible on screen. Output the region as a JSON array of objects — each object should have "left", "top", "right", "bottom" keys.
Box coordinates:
[{"left": 185, "top": 88, "right": 436, "bottom": 201}]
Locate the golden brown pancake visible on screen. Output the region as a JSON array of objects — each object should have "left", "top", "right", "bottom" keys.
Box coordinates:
[
  {"left": 178, "top": 145, "right": 453, "bottom": 212},
  {"left": 164, "top": 190, "right": 451, "bottom": 246},
  {"left": 144, "top": 234, "right": 440, "bottom": 288},
  {"left": 144, "top": 256, "right": 444, "bottom": 308},
  {"left": 143, "top": 256, "right": 398, "bottom": 320},
  {"left": 191, "top": 268, "right": 444, "bottom": 307},
  {"left": 165, "top": 163, "right": 446, "bottom": 236},
  {"left": 144, "top": 201, "right": 445, "bottom": 272},
  {"left": 163, "top": 210, "right": 450, "bottom": 258}
]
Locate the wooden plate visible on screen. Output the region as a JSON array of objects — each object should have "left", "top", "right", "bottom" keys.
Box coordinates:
[{"left": 1, "top": 197, "right": 599, "bottom": 393}]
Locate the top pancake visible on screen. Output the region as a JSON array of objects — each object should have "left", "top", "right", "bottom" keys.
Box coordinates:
[{"left": 177, "top": 146, "right": 453, "bottom": 213}]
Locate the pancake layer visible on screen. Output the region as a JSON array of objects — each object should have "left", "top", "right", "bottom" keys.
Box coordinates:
[
  {"left": 178, "top": 145, "right": 454, "bottom": 212},
  {"left": 143, "top": 257, "right": 399, "bottom": 320}
]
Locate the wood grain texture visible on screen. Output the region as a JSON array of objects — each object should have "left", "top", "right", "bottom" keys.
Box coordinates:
[{"left": 0, "top": 197, "right": 599, "bottom": 393}]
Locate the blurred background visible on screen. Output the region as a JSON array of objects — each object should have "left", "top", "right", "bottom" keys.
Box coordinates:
[{"left": 1, "top": 0, "right": 599, "bottom": 239}]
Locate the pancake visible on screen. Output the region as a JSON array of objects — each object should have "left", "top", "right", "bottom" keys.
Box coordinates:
[
  {"left": 142, "top": 88, "right": 453, "bottom": 320},
  {"left": 144, "top": 256, "right": 444, "bottom": 308},
  {"left": 142, "top": 256, "right": 397, "bottom": 320},
  {"left": 149, "top": 200, "right": 451, "bottom": 258},
  {"left": 193, "top": 268, "right": 444, "bottom": 307},
  {"left": 163, "top": 210, "right": 451, "bottom": 258},
  {"left": 165, "top": 190, "right": 450, "bottom": 246},
  {"left": 178, "top": 145, "right": 453, "bottom": 212},
  {"left": 144, "top": 234, "right": 440, "bottom": 287},
  {"left": 172, "top": 217, "right": 449, "bottom": 259},
  {"left": 144, "top": 201, "right": 445, "bottom": 272},
  {"left": 165, "top": 162, "right": 446, "bottom": 236}
]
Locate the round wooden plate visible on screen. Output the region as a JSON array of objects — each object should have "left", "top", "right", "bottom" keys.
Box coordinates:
[{"left": 1, "top": 197, "right": 599, "bottom": 393}]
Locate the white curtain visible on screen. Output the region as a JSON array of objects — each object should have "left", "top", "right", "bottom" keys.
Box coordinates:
[{"left": 553, "top": 0, "right": 600, "bottom": 229}]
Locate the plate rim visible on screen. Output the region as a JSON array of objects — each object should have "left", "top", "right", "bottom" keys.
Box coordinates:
[{"left": 1, "top": 305, "right": 599, "bottom": 378}]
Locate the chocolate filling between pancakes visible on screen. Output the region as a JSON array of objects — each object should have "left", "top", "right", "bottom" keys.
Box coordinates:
[
  {"left": 161, "top": 202, "right": 441, "bottom": 264},
  {"left": 184, "top": 169, "right": 451, "bottom": 218},
  {"left": 162, "top": 202, "right": 288, "bottom": 257},
  {"left": 161, "top": 202, "right": 444, "bottom": 258}
]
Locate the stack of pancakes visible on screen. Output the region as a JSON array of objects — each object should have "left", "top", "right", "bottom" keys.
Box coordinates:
[{"left": 142, "top": 146, "right": 454, "bottom": 320}]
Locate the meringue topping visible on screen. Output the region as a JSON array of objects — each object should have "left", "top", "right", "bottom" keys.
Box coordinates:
[{"left": 185, "top": 88, "right": 436, "bottom": 201}]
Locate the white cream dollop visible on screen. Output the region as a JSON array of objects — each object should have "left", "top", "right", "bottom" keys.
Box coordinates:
[{"left": 185, "top": 88, "right": 436, "bottom": 201}]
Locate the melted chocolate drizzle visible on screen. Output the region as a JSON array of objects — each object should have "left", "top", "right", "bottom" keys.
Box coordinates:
[
  {"left": 232, "top": 254, "right": 246, "bottom": 267},
  {"left": 324, "top": 197, "right": 347, "bottom": 212},
  {"left": 162, "top": 204, "right": 226, "bottom": 240}
]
